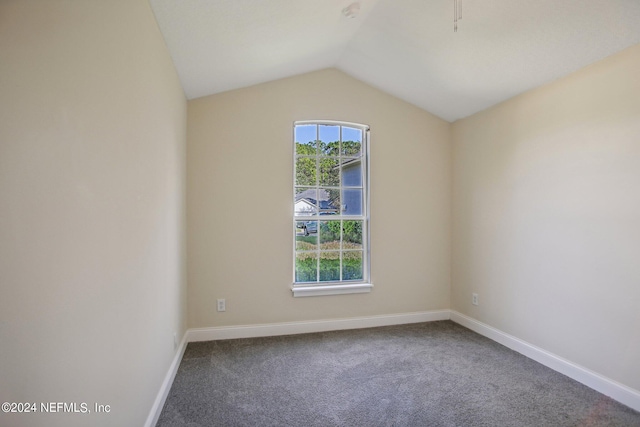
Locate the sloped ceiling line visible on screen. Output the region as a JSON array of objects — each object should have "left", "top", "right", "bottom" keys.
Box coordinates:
[{"left": 150, "top": 0, "right": 640, "bottom": 122}]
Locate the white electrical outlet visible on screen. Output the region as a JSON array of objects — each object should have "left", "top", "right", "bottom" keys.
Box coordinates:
[
  {"left": 173, "top": 332, "right": 178, "bottom": 350},
  {"left": 217, "top": 298, "right": 226, "bottom": 312},
  {"left": 472, "top": 293, "right": 479, "bottom": 306}
]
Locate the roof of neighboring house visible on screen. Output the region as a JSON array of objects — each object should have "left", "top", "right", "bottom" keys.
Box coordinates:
[
  {"left": 295, "top": 188, "right": 330, "bottom": 202},
  {"left": 295, "top": 189, "right": 339, "bottom": 212}
]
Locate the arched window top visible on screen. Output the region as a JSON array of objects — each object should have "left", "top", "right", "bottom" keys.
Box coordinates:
[{"left": 292, "top": 120, "right": 371, "bottom": 297}]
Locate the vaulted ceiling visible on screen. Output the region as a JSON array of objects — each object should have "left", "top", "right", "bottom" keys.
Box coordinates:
[{"left": 149, "top": 0, "right": 640, "bottom": 122}]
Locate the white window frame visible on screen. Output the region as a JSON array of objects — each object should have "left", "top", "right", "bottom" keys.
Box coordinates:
[{"left": 292, "top": 120, "right": 372, "bottom": 297}]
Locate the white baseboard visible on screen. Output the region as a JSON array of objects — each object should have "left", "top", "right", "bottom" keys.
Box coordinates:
[
  {"left": 147, "top": 310, "right": 640, "bottom": 426},
  {"left": 187, "top": 310, "right": 451, "bottom": 342},
  {"left": 145, "top": 311, "right": 448, "bottom": 426},
  {"left": 144, "top": 333, "right": 188, "bottom": 427},
  {"left": 450, "top": 310, "right": 640, "bottom": 412}
]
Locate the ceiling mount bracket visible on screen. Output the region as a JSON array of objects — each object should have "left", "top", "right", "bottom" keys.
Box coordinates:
[{"left": 454, "top": 0, "right": 462, "bottom": 32}]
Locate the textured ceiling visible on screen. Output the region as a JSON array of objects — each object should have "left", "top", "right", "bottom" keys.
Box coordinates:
[{"left": 150, "top": 0, "right": 640, "bottom": 122}]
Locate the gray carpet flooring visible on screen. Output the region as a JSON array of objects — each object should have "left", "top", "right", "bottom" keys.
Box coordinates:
[{"left": 157, "top": 321, "right": 640, "bottom": 426}]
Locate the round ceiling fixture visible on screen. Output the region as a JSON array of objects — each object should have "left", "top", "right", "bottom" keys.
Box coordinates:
[{"left": 342, "top": 2, "right": 361, "bottom": 19}]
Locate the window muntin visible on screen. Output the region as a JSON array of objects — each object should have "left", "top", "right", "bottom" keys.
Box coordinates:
[{"left": 293, "top": 121, "right": 369, "bottom": 286}]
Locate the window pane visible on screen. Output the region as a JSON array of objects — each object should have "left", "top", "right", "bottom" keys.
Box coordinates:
[
  {"left": 319, "top": 158, "right": 340, "bottom": 186},
  {"left": 296, "top": 221, "right": 318, "bottom": 250},
  {"left": 295, "top": 252, "right": 317, "bottom": 282},
  {"left": 341, "top": 159, "right": 362, "bottom": 187},
  {"left": 342, "top": 189, "right": 363, "bottom": 216},
  {"left": 320, "top": 220, "right": 340, "bottom": 250},
  {"left": 317, "top": 188, "right": 340, "bottom": 215},
  {"left": 295, "top": 125, "right": 317, "bottom": 155},
  {"left": 293, "top": 121, "right": 368, "bottom": 285},
  {"left": 295, "top": 157, "right": 316, "bottom": 187},
  {"left": 295, "top": 188, "right": 317, "bottom": 216},
  {"left": 342, "top": 127, "right": 362, "bottom": 157},
  {"left": 319, "top": 125, "right": 340, "bottom": 156},
  {"left": 342, "top": 251, "right": 363, "bottom": 281},
  {"left": 342, "top": 220, "right": 363, "bottom": 250},
  {"left": 319, "top": 252, "right": 340, "bottom": 282}
]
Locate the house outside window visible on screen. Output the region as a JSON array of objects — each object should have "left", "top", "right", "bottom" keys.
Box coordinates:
[{"left": 292, "top": 121, "right": 372, "bottom": 297}]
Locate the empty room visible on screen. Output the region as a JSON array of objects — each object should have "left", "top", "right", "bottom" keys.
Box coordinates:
[{"left": 1, "top": 0, "right": 639, "bottom": 426}]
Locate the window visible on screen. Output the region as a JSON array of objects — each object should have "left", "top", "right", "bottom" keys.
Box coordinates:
[{"left": 292, "top": 121, "right": 372, "bottom": 297}]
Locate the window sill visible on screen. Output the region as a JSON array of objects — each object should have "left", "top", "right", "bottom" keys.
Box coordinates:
[{"left": 291, "top": 282, "right": 373, "bottom": 297}]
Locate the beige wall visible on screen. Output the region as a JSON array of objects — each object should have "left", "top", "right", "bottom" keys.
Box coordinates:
[
  {"left": 0, "top": 1, "right": 187, "bottom": 426},
  {"left": 188, "top": 69, "right": 451, "bottom": 328},
  {"left": 3, "top": 0, "right": 636, "bottom": 419},
  {"left": 452, "top": 44, "right": 640, "bottom": 391}
]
